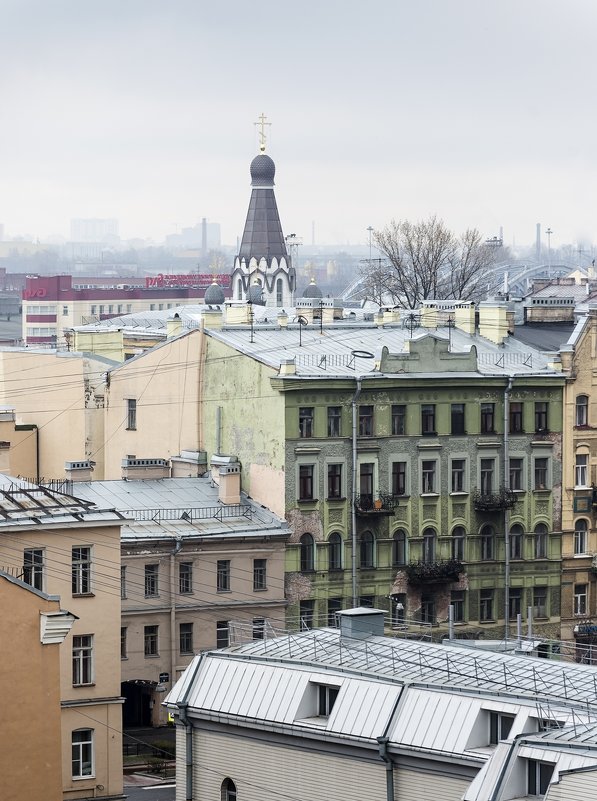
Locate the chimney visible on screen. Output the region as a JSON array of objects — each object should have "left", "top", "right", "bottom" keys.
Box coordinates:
[
  {"left": 279, "top": 358, "right": 296, "bottom": 375},
  {"left": 454, "top": 302, "right": 475, "bottom": 335},
  {"left": 478, "top": 300, "right": 509, "bottom": 345},
  {"left": 219, "top": 462, "right": 241, "bottom": 505},
  {"left": 225, "top": 302, "right": 252, "bottom": 326},
  {"left": 559, "top": 344, "right": 574, "bottom": 373},
  {"left": 202, "top": 307, "right": 224, "bottom": 329},
  {"left": 383, "top": 308, "right": 401, "bottom": 324},
  {"left": 167, "top": 314, "right": 183, "bottom": 338},
  {"left": 337, "top": 608, "right": 385, "bottom": 639},
  {"left": 420, "top": 302, "right": 438, "bottom": 329},
  {"left": 65, "top": 460, "right": 95, "bottom": 482},
  {"left": 277, "top": 310, "right": 289, "bottom": 328}
]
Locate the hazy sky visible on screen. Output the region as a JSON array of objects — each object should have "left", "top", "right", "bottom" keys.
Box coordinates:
[{"left": 2, "top": 0, "right": 596, "bottom": 248}]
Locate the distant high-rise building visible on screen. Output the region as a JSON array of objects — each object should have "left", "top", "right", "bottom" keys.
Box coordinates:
[
  {"left": 165, "top": 220, "right": 221, "bottom": 250},
  {"left": 70, "top": 218, "right": 119, "bottom": 243},
  {"left": 0, "top": 224, "right": 4, "bottom": 242}
]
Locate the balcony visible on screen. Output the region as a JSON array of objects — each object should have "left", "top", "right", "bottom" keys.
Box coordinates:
[
  {"left": 472, "top": 487, "right": 517, "bottom": 512},
  {"left": 354, "top": 493, "right": 397, "bottom": 515},
  {"left": 405, "top": 560, "right": 463, "bottom": 585}
]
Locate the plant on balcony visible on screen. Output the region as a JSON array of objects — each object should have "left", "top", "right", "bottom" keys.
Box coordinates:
[
  {"left": 472, "top": 487, "right": 517, "bottom": 511},
  {"left": 404, "top": 559, "right": 463, "bottom": 584},
  {"left": 354, "top": 493, "right": 397, "bottom": 512}
]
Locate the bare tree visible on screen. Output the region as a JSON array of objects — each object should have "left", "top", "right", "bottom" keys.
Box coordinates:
[{"left": 361, "top": 216, "right": 497, "bottom": 308}]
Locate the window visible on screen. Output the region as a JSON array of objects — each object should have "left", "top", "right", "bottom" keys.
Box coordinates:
[
  {"left": 527, "top": 760, "right": 554, "bottom": 796},
  {"left": 391, "top": 461, "right": 407, "bottom": 496},
  {"left": 253, "top": 558, "right": 267, "bottom": 591},
  {"left": 360, "top": 531, "right": 375, "bottom": 568},
  {"left": 276, "top": 278, "right": 283, "bottom": 305},
  {"left": 237, "top": 278, "right": 242, "bottom": 299},
  {"left": 452, "top": 526, "right": 465, "bottom": 561},
  {"left": 221, "top": 778, "right": 237, "bottom": 801},
  {"left": 327, "top": 597, "right": 342, "bottom": 626},
  {"left": 99, "top": 305, "right": 105, "bottom": 314},
  {"left": 509, "top": 457, "right": 523, "bottom": 491},
  {"left": 534, "top": 457, "right": 548, "bottom": 490},
  {"left": 534, "top": 523, "right": 548, "bottom": 559},
  {"left": 574, "top": 519, "right": 588, "bottom": 555},
  {"left": 421, "top": 460, "right": 437, "bottom": 493},
  {"left": 451, "top": 590, "right": 465, "bottom": 622},
  {"left": 359, "top": 405, "right": 374, "bottom": 436},
  {"left": 216, "top": 620, "right": 229, "bottom": 648},
  {"left": 480, "top": 524, "right": 495, "bottom": 560},
  {"left": 144, "top": 564, "right": 159, "bottom": 597},
  {"left": 535, "top": 402, "right": 548, "bottom": 432},
  {"left": 318, "top": 684, "right": 339, "bottom": 716},
  {"left": 422, "top": 528, "right": 436, "bottom": 563},
  {"left": 392, "top": 404, "right": 406, "bottom": 435},
  {"left": 480, "top": 588, "right": 494, "bottom": 621},
  {"left": 72, "top": 729, "right": 94, "bottom": 778},
  {"left": 328, "top": 532, "right": 342, "bottom": 570},
  {"left": 217, "top": 560, "right": 231, "bottom": 592},
  {"left": 509, "top": 402, "right": 523, "bottom": 433},
  {"left": 327, "top": 406, "right": 342, "bottom": 437},
  {"left": 179, "top": 562, "right": 193, "bottom": 594},
  {"left": 359, "top": 462, "right": 374, "bottom": 505},
  {"left": 480, "top": 458, "right": 495, "bottom": 495},
  {"left": 23, "top": 548, "right": 44, "bottom": 591},
  {"left": 126, "top": 398, "right": 137, "bottom": 430},
  {"left": 120, "top": 627, "right": 127, "bottom": 659},
  {"left": 72, "top": 547, "right": 91, "bottom": 595},
  {"left": 144, "top": 625, "right": 158, "bottom": 656},
  {"left": 359, "top": 595, "right": 375, "bottom": 608},
  {"left": 179, "top": 622, "right": 193, "bottom": 654},
  {"left": 534, "top": 586, "right": 548, "bottom": 618},
  {"left": 480, "top": 403, "right": 495, "bottom": 434},
  {"left": 392, "top": 529, "right": 406, "bottom": 566},
  {"left": 72, "top": 635, "right": 93, "bottom": 685},
  {"left": 489, "top": 711, "right": 514, "bottom": 743},
  {"left": 451, "top": 403, "right": 465, "bottom": 434},
  {"left": 299, "top": 407, "right": 314, "bottom": 438},
  {"left": 576, "top": 395, "right": 589, "bottom": 427},
  {"left": 509, "top": 524, "right": 523, "bottom": 559},
  {"left": 574, "top": 583, "right": 588, "bottom": 616},
  {"left": 421, "top": 595, "right": 436, "bottom": 624},
  {"left": 509, "top": 587, "right": 522, "bottom": 620},
  {"left": 300, "top": 533, "right": 314, "bottom": 571},
  {"left": 120, "top": 565, "right": 127, "bottom": 599},
  {"left": 90, "top": 305, "right": 97, "bottom": 315},
  {"left": 575, "top": 453, "right": 589, "bottom": 487},
  {"left": 299, "top": 464, "right": 315, "bottom": 500},
  {"left": 327, "top": 463, "right": 343, "bottom": 498},
  {"left": 299, "top": 600, "right": 315, "bottom": 630},
  {"left": 451, "top": 459, "right": 466, "bottom": 492},
  {"left": 421, "top": 404, "right": 436, "bottom": 435},
  {"left": 62, "top": 305, "right": 68, "bottom": 316}
]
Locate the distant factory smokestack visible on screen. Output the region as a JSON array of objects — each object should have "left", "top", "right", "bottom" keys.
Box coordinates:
[{"left": 536, "top": 223, "right": 541, "bottom": 261}]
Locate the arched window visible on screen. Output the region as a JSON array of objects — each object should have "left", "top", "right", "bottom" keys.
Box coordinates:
[
  {"left": 392, "top": 529, "right": 406, "bottom": 566},
  {"left": 276, "top": 278, "right": 283, "bottom": 306},
  {"left": 534, "top": 523, "right": 548, "bottom": 559},
  {"left": 576, "top": 395, "right": 589, "bottom": 427},
  {"left": 328, "top": 532, "right": 342, "bottom": 570},
  {"left": 360, "top": 531, "right": 374, "bottom": 568},
  {"left": 221, "top": 778, "right": 237, "bottom": 801},
  {"left": 422, "top": 528, "right": 436, "bottom": 563},
  {"left": 480, "top": 524, "right": 494, "bottom": 561},
  {"left": 236, "top": 279, "right": 242, "bottom": 300},
  {"left": 300, "top": 533, "right": 314, "bottom": 572},
  {"left": 509, "top": 524, "right": 524, "bottom": 559},
  {"left": 574, "top": 519, "right": 588, "bottom": 555},
  {"left": 452, "top": 526, "right": 465, "bottom": 561}
]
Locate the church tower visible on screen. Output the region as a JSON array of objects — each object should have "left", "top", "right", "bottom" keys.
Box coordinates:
[{"left": 231, "top": 115, "right": 296, "bottom": 307}]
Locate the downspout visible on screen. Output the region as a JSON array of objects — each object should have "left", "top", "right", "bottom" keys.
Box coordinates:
[
  {"left": 351, "top": 377, "right": 362, "bottom": 607},
  {"left": 170, "top": 537, "right": 183, "bottom": 709},
  {"left": 503, "top": 376, "right": 513, "bottom": 643},
  {"left": 197, "top": 319, "right": 206, "bottom": 451},
  {"left": 376, "top": 684, "right": 405, "bottom": 801},
  {"left": 177, "top": 702, "right": 193, "bottom": 801},
  {"left": 34, "top": 424, "right": 39, "bottom": 484}
]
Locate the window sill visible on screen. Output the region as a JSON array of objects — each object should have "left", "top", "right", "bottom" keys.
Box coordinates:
[
  {"left": 297, "top": 498, "right": 319, "bottom": 504},
  {"left": 478, "top": 619, "right": 496, "bottom": 624},
  {"left": 73, "top": 683, "right": 96, "bottom": 688},
  {"left": 573, "top": 553, "right": 590, "bottom": 558},
  {"left": 144, "top": 654, "right": 160, "bottom": 659},
  {"left": 72, "top": 775, "right": 96, "bottom": 782},
  {"left": 253, "top": 587, "right": 268, "bottom": 592},
  {"left": 450, "top": 491, "right": 469, "bottom": 497},
  {"left": 533, "top": 488, "right": 551, "bottom": 494},
  {"left": 72, "top": 592, "right": 95, "bottom": 598},
  {"left": 144, "top": 595, "right": 160, "bottom": 599},
  {"left": 216, "top": 589, "right": 232, "bottom": 594},
  {"left": 326, "top": 496, "right": 346, "bottom": 502},
  {"left": 421, "top": 493, "right": 439, "bottom": 498}
]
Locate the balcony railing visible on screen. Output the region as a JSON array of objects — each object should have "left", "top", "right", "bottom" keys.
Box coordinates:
[
  {"left": 405, "top": 559, "right": 463, "bottom": 585},
  {"left": 472, "top": 487, "right": 517, "bottom": 512},
  {"left": 354, "top": 493, "right": 397, "bottom": 513}
]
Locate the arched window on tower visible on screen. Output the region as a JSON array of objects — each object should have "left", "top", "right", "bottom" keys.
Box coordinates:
[
  {"left": 276, "top": 278, "right": 283, "bottom": 306},
  {"left": 237, "top": 279, "right": 243, "bottom": 300},
  {"left": 221, "top": 779, "right": 237, "bottom": 801}
]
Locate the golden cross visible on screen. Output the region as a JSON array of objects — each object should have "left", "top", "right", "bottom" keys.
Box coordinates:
[{"left": 254, "top": 112, "right": 271, "bottom": 153}]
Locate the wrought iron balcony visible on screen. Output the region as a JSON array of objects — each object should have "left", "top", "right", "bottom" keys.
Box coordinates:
[
  {"left": 354, "top": 493, "right": 397, "bottom": 514},
  {"left": 472, "top": 487, "right": 517, "bottom": 512},
  {"left": 405, "top": 560, "right": 463, "bottom": 585}
]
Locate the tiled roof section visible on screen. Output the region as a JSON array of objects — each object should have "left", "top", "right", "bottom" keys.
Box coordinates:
[{"left": 238, "top": 187, "right": 288, "bottom": 262}]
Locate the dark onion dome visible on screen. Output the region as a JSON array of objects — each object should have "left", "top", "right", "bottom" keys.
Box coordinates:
[
  {"left": 247, "top": 280, "right": 266, "bottom": 306},
  {"left": 204, "top": 280, "right": 225, "bottom": 305},
  {"left": 250, "top": 154, "right": 276, "bottom": 187},
  {"left": 302, "top": 277, "right": 323, "bottom": 299}
]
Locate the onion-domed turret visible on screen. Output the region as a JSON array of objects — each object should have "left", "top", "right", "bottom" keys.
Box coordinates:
[
  {"left": 204, "top": 280, "right": 225, "bottom": 305},
  {"left": 303, "top": 277, "right": 323, "bottom": 299},
  {"left": 250, "top": 154, "right": 275, "bottom": 187}
]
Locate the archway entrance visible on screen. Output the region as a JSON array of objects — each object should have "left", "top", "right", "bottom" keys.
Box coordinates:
[{"left": 121, "top": 680, "right": 157, "bottom": 728}]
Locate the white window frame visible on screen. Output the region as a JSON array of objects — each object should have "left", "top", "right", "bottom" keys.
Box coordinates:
[
  {"left": 574, "top": 583, "right": 588, "bottom": 616},
  {"left": 23, "top": 548, "right": 44, "bottom": 591},
  {"left": 72, "top": 728, "right": 94, "bottom": 779},
  {"left": 575, "top": 453, "right": 589, "bottom": 488},
  {"left": 72, "top": 634, "right": 93, "bottom": 686},
  {"left": 72, "top": 546, "right": 92, "bottom": 595},
  {"left": 574, "top": 519, "right": 588, "bottom": 556}
]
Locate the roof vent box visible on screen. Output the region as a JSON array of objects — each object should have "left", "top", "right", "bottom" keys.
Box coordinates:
[{"left": 337, "top": 608, "right": 385, "bottom": 640}]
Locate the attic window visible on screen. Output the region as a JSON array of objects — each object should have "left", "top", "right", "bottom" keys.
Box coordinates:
[
  {"left": 317, "top": 684, "right": 339, "bottom": 717},
  {"left": 490, "top": 711, "right": 514, "bottom": 744}
]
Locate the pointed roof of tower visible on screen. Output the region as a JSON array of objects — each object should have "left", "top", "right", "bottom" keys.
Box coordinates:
[{"left": 238, "top": 151, "right": 289, "bottom": 262}]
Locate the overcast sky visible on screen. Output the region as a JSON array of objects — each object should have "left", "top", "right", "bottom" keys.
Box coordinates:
[{"left": 1, "top": 0, "right": 596, "bottom": 249}]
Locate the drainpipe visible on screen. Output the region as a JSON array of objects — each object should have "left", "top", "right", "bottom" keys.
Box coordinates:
[
  {"left": 351, "top": 377, "right": 362, "bottom": 607},
  {"left": 503, "top": 376, "right": 513, "bottom": 643},
  {"left": 177, "top": 702, "right": 193, "bottom": 801},
  {"left": 170, "top": 537, "right": 183, "bottom": 709},
  {"left": 377, "top": 736, "right": 395, "bottom": 801},
  {"left": 197, "top": 319, "right": 206, "bottom": 451},
  {"left": 34, "top": 424, "right": 40, "bottom": 484},
  {"left": 215, "top": 406, "right": 222, "bottom": 456}
]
